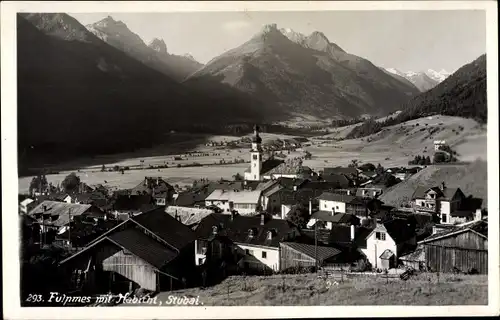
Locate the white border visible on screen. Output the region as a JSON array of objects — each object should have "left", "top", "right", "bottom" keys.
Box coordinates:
[{"left": 2, "top": 1, "right": 499, "bottom": 319}]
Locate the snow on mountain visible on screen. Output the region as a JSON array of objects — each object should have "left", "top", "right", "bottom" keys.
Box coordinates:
[{"left": 426, "top": 69, "right": 451, "bottom": 83}]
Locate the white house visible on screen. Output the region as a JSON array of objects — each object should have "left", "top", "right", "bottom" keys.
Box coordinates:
[
  {"left": 411, "top": 183, "right": 467, "bottom": 224},
  {"left": 205, "top": 189, "right": 262, "bottom": 215},
  {"left": 359, "top": 219, "right": 416, "bottom": 270},
  {"left": 194, "top": 213, "right": 299, "bottom": 272},
  {"left": 20, "top": 198, "right": 35, "bottom": 214},
  {"left": 434, "top": 140, "right": 447, "bottom": 151}
]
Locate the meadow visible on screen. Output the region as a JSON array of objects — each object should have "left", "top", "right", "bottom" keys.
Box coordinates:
[{"left": 128, "top": 272, "right": 488, "bottom": 306}]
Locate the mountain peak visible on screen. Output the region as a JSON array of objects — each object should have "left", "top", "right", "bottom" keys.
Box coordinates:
[
  {"left": 279, "top": 27, "right": 306, "bottom": 43},
  {"left": 148, "top": 38, "right": 167, "bottom": 54},
  {"left": 261, "top": 23, "right": 278, "bottom": 34}
]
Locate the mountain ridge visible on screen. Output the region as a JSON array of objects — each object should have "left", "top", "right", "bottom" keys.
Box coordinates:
[{"left": 187, "top": 24, "right": 420, "bottom": 120}]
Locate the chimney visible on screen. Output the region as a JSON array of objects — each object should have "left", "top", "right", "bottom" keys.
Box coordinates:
[
  {"left": 293, "top": 185, "right": 298, "bottom": 191},
  {"left": 331, "top": 208, "right": 335, "bottom": 216},
  {"left": 231, "top": 211, "right": 235, "bottom": 221},
  {"left": 474, "top": 209, "right": 482, "bottom": 221},
  {"left": 350, "top": 224, "right": 355, "bottom": 241},
  {"left": 309, "top": 199, "right": 312, "bottom": 216},
  {"left": 346, "top": 190, "right": 350, "bottom": 196},
  {"left": 440, "top": 181, "right": 446, "bottom": 190},
  {"left": 260, "top": 213, "right": 265, "bottom": 226}
]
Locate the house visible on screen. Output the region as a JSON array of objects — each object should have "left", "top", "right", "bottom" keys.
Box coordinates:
[
  {"left": 29, "top": 201, "right": 106, "bottom": 234},
  {"left": 322, "top": 167, "right": 358, "bottom": 178},
  {"left": 411, "top": 182, "right": 468, "bottom": 224},
  {"left": 257, "top": 180, "right": 284, "bottom": 215},
  {"left": 262, "top": 158, "right": 310, "bottom": 180},
  {"left": 356, "top": 187, "right": 383, "bottom": 199},
  {"left": 316, "top": 192, "right": 383, "bottom": 221},
  {"left": 194, "top": 212, "right": 299, "bottom": 273},
  {"left": 400, "top": 218, "right": 488, "bottom": 274},
  {"left": 280, "top": 188, "right": 326, "bottom": 219},
  {"left": 59, "top": 207, "right": 197, "bottom": 293},
  {"left": 205, "top": 190, "right": 262, "bottom": 215},
  {"left": 111, "top": 194, "right": 158, "bottom": 220},
  {"left": 320, "top": 173, "right": 352, "bottom": 188},
  {"left": 130, "top": 177, "right": 175, "bottom": 206},
  {"left": 279, "top": 242, "right": 343, "bottom": 271},
  {"left": 20, "top": 198, "right": 36, "bottom": 214},
  {"left": 434, "top": 140, "right": 447, "bottom": 151},
  {"left": 359, "top": 218, "right": 417, "bottom": 270},
  {"left": 307, "top": 211, "right": 360, "bottom": 230},
  {"left": 54, "top": 218, "right": 119, "bottom": 249}
]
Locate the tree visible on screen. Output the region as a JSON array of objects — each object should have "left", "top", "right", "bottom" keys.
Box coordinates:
[
  {"left": 425, "top": 156, "right": 431, "bottom": 165},
  {"left": 29, "top": 174, "right": 48, "bottom": 195},
  {"left": 100, "top": 164, "right": 106, "bottom": 172},
  {"left": 304, "top": 151, "right": 312, "bottom": 160},
  {"left": 233, "top": 173, "right": 243, "bottom": 181},
  {"left": 61, "top": 173, "right": 80, "bottom": 193},
  {"left": 433, "top": 152, "right": 447, "bottom": 164},
  {"left": 375, "top": 163, "right": 384, "bottom": 175},
  {"left": 348, "top": 159, "right": 359, "bottom": 168},
  {"left": 359, "top": 163, "right": 376, "bottom": 172},
  {"left": 286, "top": 204, "right": 311, "bottom": 229}
]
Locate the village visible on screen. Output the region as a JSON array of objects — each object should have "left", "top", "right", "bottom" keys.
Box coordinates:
[{"left": 19, "top": 125, "right": 488, "bottom": 306}]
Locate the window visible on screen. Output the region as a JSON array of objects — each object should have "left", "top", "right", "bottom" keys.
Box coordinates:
[
  {"left": 441, "top": 214, "right": 448, "bottom": 223},
  {"left": 253, "top": 155, "right": 258, "bottom": 160},
  {"left": 245, "top": 249, "right": 250, "bottom": 255},
  {"left": 375, "top": 232, "right": 386, "bottom": 241},
  {"left": 198, "top": 258, "right": 204, "bottom": 265},
  {"left": 324, "top": 203, "right": 327, "bottom": 209},
  {"left": 336, "top": 206, "right": 339, "bottom": 210},
  {"left": 254, "top": 175, "right": 256, "bottom": 180},
  {"left": 262, "top": 251, "right": 267, "bottom": 259}
]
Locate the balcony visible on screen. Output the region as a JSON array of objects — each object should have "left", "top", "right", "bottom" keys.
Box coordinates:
[{"left": 413, "top": 205, "right": 436, "bottom": 213}]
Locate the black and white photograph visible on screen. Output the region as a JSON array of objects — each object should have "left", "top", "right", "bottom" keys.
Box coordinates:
[{"left": 2, "top": 1, "right": 499, "bottom": 318}]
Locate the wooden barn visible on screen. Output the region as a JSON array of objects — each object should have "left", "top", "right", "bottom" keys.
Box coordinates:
[
  {"left": 401, "top": 219, "right": 488, "bottom": 274},
  {"left": 59, "top": 208, "right": 196, "bottom": 293},
  {"left": 279, "top": 242, "right": 348, "bottom": 271}
]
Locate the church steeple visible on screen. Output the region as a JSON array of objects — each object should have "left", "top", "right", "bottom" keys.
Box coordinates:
[{"left": 247, "top": 124, "right": 263, "bottom": 181}]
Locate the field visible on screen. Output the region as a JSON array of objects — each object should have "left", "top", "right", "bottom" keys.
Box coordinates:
[
  {"left": 126, "top": 273, "right": 488, "bottom": 306},
  {"left": 304, "top": 115, "right": 487, "bottom": 169},
  {"left": 379, "top": 160, "right": 488, "bottom": 208},
  {"left": 18, "top": 115, "right": 487, "bottom": 194}
]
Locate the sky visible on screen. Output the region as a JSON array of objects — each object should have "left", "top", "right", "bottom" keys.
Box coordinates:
[{"left": 72, "top": 10, "right": 486, "bottom": 72}]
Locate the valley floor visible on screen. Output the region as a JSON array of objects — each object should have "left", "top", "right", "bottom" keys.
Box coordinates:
[{"left": 125, "top": 273, "right": 488, "bottom": 306}]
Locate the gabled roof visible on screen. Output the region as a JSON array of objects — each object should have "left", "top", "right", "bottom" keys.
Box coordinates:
[
  {"left": 29, "top": 201, "right": 96, "bottom": 227},
  {"left": 281, "top": 189, "right": 325, "bottom": 205},
  {"left": 419, "top": 219, "right": 487, "bottom": 243},
  {"left": 260, "top": 159, "right": 285, "bottom": 175},
  {"left": 112, "top": 194, "right": 155, "bottom": 211},
  {"left": 411, "top": 186, "right": 463, "bottom": 201},
  {"left": 317, "top": 192, "right": 356, "bottom": 203},
  {"left": 311, "top": 211, "right": 360, "bottom": 224},
  {"left": 299, "top": 225, "right": 373, "bottom": 248},
  {"left": 320, "top": 173, "right": 351, "bottom": 187},
  {"left": 264, "top": 158, "right": 304, "bottom": 176},
  {"left": 107, "top": 228, "right": 178, "bottom": 269},
  {"left": 280, "top": 242, "right": 341, "bottom": 262},
  {"left": 20, "top": 198, "right": 34, "bottom": 206},
  {"left": 323, "top": 167, "right": 358, "bottom": 176},
  {"left": 196, "top": 213, "right": 297, "bottom": 248},
  {"left": 262, "top": 184, "right": 284, "bottom": 197},
  {"left": 130, "top": 177, "right": 174, "bottom": 196},
  {"left": 381, "top": 218, "right": 416, "bottom": 243},
  {"left": 205, "top": 190, "right": 261, "bottom": 204},
  {"left": 132, "top": 207, "right": 196, "bottom": 251}
]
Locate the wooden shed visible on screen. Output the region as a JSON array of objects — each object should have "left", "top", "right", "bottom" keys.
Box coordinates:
[
  {"left": 279, "top": 242, "right": 345, "bottom": 271},
  {"left": 416, "top": 219, "right": 488, "bottom": 274}
]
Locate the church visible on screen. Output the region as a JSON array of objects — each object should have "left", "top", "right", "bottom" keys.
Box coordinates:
[{"left": 243, "top": 125, "right": 310, "bottom": 181}]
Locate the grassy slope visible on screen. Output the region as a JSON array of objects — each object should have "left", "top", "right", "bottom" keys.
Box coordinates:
[
  {"left": 379, "top": 160, "right": 488, "bottom": 208},
  {"left": 136, "top": 273, "right": 487, "bottom": 306}
]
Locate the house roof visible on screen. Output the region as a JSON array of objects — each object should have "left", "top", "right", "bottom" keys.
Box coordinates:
[
  {"left": 132, "top": 207, "right": 196, "bottom": 251},
  {"left": 320, "top": 173, "right": 351, "bottom": 187},
  {"left": 317, "top": 192, "right": 356, "bottom": 203},
  {"left": 281, "top": 242, "right": 341, "bottom": 262},
  {"left": 419, "top": 219, "right": 488, "bottom": 243},
  {"left": 399, "top": 245, "right": 426, "bottom": 262},
  {"left": 311, "top": 211, "right": 360, "bottom": 224},
  {"left": 303, "top": 180, "right": 349, "bottom": 191},
  {"left": 20, "top": 198, "right": 34, "bottom": 206},
  {"left": 281, "top": 189, "right": 325, "bottom": 205},
  {"left": 264, "top": 158, "right": 304, "bottom": 176},
  {"left": 112, "top": 194, "right": 155, "bottom": 211},
  {"left": 381, "top": 218, "right": 416, "bottom": 243},
  {"left": 30, "top": 201, "right": 96, "bottom": 226},
  {"left": 255, "top": 180, "right": 278, "bottom": 192},
  {"left": 379, "top": 249, "right": 395, "bottom": 259},
  {"left": 411, "top": 186, "right": 462, "bottom": 201},
  {"left": 355, "top": 188, "right": 383, "bottom": 198},
  {"left": 205, "top": 190, "right": 261, "bottom": 204},
  {"left": 277, "top": 177, "right": 307, "bottom": 190},
  {"left": 174, "top": 190, "right": 210, "bottom": 207},
  {"left": 195, "top": 213, "right": 297, "bottom": 248},
  {"left": 323, "top": 167, "right": 358, "bottom": 176},
  {"left": 131, "top": 177, "right": 174, "bottom": 196},
  {"left": 165, "top": 207, "right": 212, "bottom": 227},
  {"left": 262, "top": 184, "right": 284, "bottom": 197},
  {"left": 107, "top": 228, "right": 178, "bottom": 269},
  {"left": 450, "top": 210, "right": 474, "bottom": 218},
  {"left": 299, "top": 226, "right": 372, "bottom": 248},
  {"left": 260, "top": 159, "right": 285, "bottom": 175}
]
